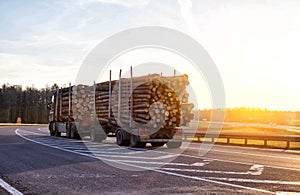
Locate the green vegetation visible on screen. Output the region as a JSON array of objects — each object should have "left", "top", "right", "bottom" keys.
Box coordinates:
[{"left": 0, "top": 84, "right": 57, "bottom": 124}]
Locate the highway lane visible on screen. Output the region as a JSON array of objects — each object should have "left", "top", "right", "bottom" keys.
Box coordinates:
[{"left": 0, "top": 126, "right": 300, "bottom": 194}]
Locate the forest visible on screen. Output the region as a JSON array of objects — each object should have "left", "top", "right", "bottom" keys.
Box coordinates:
[
  {"left": 1, "top": 83, "right": 300, "bottom": 126},
  {"left": 0, "top": 84, "right": 58, "bottom": 124}
]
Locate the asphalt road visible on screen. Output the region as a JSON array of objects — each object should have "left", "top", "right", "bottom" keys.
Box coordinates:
[{"left": 0, "top": 126, "right": 300, "bottom": 194}]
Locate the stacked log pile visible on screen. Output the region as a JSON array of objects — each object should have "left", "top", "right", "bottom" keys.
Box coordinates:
[
  {"left": 58, "top": 87, "right": 73, "bottom": 121},
  {"left": 56, "top": 73, "right": 194, "bottom": 137},
  {"left": 95, "top": 74, "right": 194, "bottom": 132},
  {"left": 57, "top": 85, "right": 94, "bottom": 122},
  {"left": 71, "top": 85, "right": 94, "bottom": 121},
  {"left": 95, "top": 81, "right": 117, "bottom": 127}
]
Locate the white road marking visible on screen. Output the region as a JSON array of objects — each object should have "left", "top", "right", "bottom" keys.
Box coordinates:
[
  {"left": 93, "top": 153, "right": 178, "bottom": 160},
  {"left": 205, "top": 177, "right": 300, "bottom": 185},
  {"left": 105, "top": 147, "right": 129, "bottom": 151},
  {"left": 17, "top": 128, "right": 300, "bottom": 172},
  {"left": 36, "top": 128, "right": 49, "bottom": 133},
  {"left": 191, "top": 162, "right": 206, "bottom": 166},
  {"left": 249, "top": 164, "right": 264, "bottom": 175},
  {"left": 159, "top": 166, "right": 263, "bottom": 175},
  {"left": 0, "top": 178, "right": 23, "bottom": 195},
  {"left": 73, "top": 149, "right": 143, "bottom": 155},
  {"left": 16, "top": 128, "right": 274, "bottom": 194},
  {"left": 153, "top": 145, "right": 300, "bottom": 172},
  {"left": 114, "top": 160, "right": 208, "bottom": 167},
  {"left": 210, "top": 148, "right": 300, "bottom": 161},
  {"left": 276, "top": 191, "right": 300, "bottom": 195}
]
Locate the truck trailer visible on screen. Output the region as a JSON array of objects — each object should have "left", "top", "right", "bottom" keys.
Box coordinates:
[{"left": 48, "top": 67, "right": 194, "bottom": 148}]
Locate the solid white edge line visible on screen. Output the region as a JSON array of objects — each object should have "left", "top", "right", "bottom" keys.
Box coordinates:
[
  {"left": 0, "top": 178, "right": 23, "bottom": 195},
  {"left": 15, "top": 128, "right": 274, "bottom": 194}
]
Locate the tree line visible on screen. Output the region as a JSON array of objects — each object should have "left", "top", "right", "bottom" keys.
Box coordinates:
[
  {"left": 0, "top": 84, "right": 58, "bottom": 124},
  {"left": 196, "top": 107, "right": 300, "bottom": 126},
  {"left": 1, "top": 83, "right": 300, "bottom": 125}
]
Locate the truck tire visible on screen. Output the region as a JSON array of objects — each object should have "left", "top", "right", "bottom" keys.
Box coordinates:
[
  {"left": 74, "top": 132, "right": 81, "bottom": 140},
  {"left": 90, "top": 127, "right": 107, "bottom": 142},
  {"left": 90, "top": 127, "right": 96, "bottom": 142},
  {"left": 66, "top": 123, "right": 71, "bottom": 138},
  {"left": 49, "top": 122, "right": 55, "bottom": 136},
  {"left": 166, "top": 141, "right": 182, "bottom": 148},
  {"left": 151, "top": 142, "right": 165, "bottom": 147},
  {"left": 116, "top": 129, "right": 130, "bottom": 146},
  {"left": 130, "top": 134, "right": 146, "bottom": 148},
  {"left": 54, "top": 126, "right": 61, "bottom": 137},
  {"left": 68, "top": 123, "right": 76, "bottom": 139},
  {"left": 66, "top": 127, "right": 74, "bottom": 139}
]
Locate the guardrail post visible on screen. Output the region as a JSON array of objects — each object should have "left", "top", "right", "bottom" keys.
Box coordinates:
[
  {"left": 227, "top": 138, "right": 230, "bottom": 144},
  {"left": 245, "top": 139, "right": 248, "bottom": 145},
  {"left": 198, "top": 137, "right": 201, "bottom": 142}
]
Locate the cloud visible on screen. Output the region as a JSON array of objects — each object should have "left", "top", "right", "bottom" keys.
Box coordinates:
[
  {"left": 75, "top": 0, "right": 151, "bottom": 8},
  {"left": 0, "top": 53, "right": 78, "bottom": 88}
]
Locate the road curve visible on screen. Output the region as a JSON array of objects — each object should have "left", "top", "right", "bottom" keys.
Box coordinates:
[{"left": 0, "top": 126, "right": 299, "bottom": 194}]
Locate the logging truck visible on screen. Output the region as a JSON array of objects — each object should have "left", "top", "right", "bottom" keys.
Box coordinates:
[{"left": 48, "top": 67, "right": 194, "bottom": 148}]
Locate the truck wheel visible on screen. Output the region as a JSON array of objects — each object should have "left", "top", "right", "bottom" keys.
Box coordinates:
[
  {"left": 151, "top": 142, "right": 165, "bottom": 147},
  {"left": 49, "top": 122, "right": 55, "bottom": 136},
  {"left": 54, "top": 123, "right": 61, "bottom": 137},
  {"left": 54, "top": 129, "right": 61, "bottom": 137},
  {"left": 166, "top": 141, "right": 182, "bottom": 148},
  {"left": 90, "top": 127, "right": 96, "bottom": 142},
  {"left": 116, "top": 130, "right": 130, "bottom": 146},
  {"left": 74, "top": 132, "right": 81, "bottom": 140},
  {"left": 68, "top": 123, "right": 76, "bottom": 139},
  {"left": 90, "top": 127, "right": 107, "bottom": 142},
  {"left": 130, "top": 134, "right": 146, "bottom": 148},
  {"left": 66, "top": 128, "right": 74, "bottom": 139}
]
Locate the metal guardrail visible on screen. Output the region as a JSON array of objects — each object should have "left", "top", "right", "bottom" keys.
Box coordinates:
[{"left": 183, "top": 132, "right": 300, "bottom": 149}]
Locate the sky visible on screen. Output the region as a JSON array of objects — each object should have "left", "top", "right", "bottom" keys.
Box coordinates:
[{"left": 0, "top": 0, "right": 300, "bottom": 111}]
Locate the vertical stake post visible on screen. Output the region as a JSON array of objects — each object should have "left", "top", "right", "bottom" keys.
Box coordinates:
[
  {"left": 68, "top": 83, "right": 71, "bottom": 117},
  {"left": 93, "top": 81, "right": 96, "bottom": 119},
  {"left": 59, "top": 88, "right": 62, "bottom": 118},
  {"left": 118, "top": 69, "right": 122, "bottom": 124},
  {"left": 130, "top": 66, "right": 133, "bottom": 128},
  {"left": 55, "top": 88, "right": 59, "bottom": 121},
  {"left": 108, "top": 70, "right": 112, "bottom": 125}
]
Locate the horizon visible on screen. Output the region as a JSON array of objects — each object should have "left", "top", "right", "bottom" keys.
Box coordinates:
[{"left": 1, "top": 81, "right": 300, "bottom": 113}]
